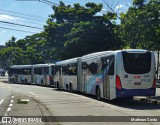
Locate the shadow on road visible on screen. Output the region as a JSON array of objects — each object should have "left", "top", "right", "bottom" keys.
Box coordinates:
[
  {"left": 3, "top": 80, "right": 160, "bottom": 110},
  {"left": 53, "top": 89, "right": 160, "bottom": 110}
]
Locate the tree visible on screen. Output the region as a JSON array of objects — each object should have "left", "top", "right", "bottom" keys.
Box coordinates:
[
  {"left": 0, "top": 47, "right": 23, "bottom": 66},
  {"left": 117, "top": 0, "right": 160, "bottom": 49},
  {"left": 5, "top": 36, "right": 16, "bottom": 47},
  {"left": 45, "top": 1, "right": 123, "bottom": 59}
]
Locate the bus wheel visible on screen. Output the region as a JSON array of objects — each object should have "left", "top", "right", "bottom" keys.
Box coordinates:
[
  {"left": 25, "top": 79, "right": 27, "bottom": 84},
  {"left": 41, "top": 80, "right": 44, "bottom": 86},
  {"left": 69, "top": 83, "right": 73, "bottom": 92},
  {"left": 96, "top": 87, "right": 101, "bottom": 101},
  {"left": 66, "top": 84, "right": 68, "bottom": 91},
  {"left": 13, "top": 78, "right": 15, "bottom": 83},
  {"left": 57, "top": 82, "right": 60, "bottom": 89}
]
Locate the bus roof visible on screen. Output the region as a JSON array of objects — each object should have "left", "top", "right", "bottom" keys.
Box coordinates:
[
  {"left": 121, "top": 49, "right": 148, "bottom": 53},
  {"left": 48, "top": 63, "right": 55, "bottom": 66},
  {"left": 10, "top": 65, "right": 32, "bottom": 69},
  {"left": 81, "top": 49, "right": 149, "bottom": 60},
  {"left": 33, "top": 64, "right": 49, "bottom": 68},
  {"left": 56, "top": 57, "right": 78, "bottom": 65}
]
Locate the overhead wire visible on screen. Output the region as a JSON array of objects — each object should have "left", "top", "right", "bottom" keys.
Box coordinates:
[
  {"left": 0, "top": 0, "right": 108, "bottom": 35},
  {"left": 0, "top": 12, "right": 45, "bottom": 22},
  {"left": 0, "top": 20, "right": 43, "bottom": 29},
  {"left": 0, "top": 17, "right": 45, "bottom": 26},
  {"left": 0, "top": 26, "right": 38, "bottom": 33},
  {"left": 0, "top": 8, "right": 46, "bottom": 19},
  {"left": 16, "top": 0, "right": 59, "bottom": 6}
]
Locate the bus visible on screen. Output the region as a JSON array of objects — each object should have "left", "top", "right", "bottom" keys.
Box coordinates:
[
  {"left": 33, "top": 64, "right": 55, "bottom": 86},
  {"left": 8, "top": 65, "right": 33, "bottom": 84},
  {"left": 54, "top": 58, "right": 78, "bottom": 91},
  {"left": 55, "top": 49, "right": 156, "bottom": 100}
]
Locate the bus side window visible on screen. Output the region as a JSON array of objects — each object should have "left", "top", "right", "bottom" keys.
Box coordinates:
[
  {"left": 68, "top": 63, "right": 77, "bottom": 75},
  {"left": 55, "top": 66, "right": 60, "bottom": 74},
  {"left": 35, "top": 68, "right": 42, "bottom": 75},
  {"left": 52, "top": 66, "right": 55, "bottom": 75},
  {"left": 101, "top": 57, "right": 110, "bottom": 70},
  {"left": 82, "top": 62, "right": 88, "bottom": 69},
  {"left": 88, "top": 62, "right": 98, "bottom": 74},
  {"left": 108, "top": 56, "right": 115, "bottom": 75},
  {"left": 44, "top": 67, "right": 49, "bottom": 75},
  {"left": 63, "top": 65, "right": 69, "bottom": 75}
]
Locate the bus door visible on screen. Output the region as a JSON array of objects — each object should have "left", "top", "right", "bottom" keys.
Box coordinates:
[
  {"left": 77, "top": 57, "right": 82, "bottom": 91},
  {"left": 82, "top": 61, "right": 87, "bottom": 93},
  {"left": 101, "top": 56, "right": 115, "bottom": 99},
  {"left": 43, "top": 67, "right": 49, "bottom": 86},
  {"left": 59, "top": 67, "right": 63, "bottom": 88}
]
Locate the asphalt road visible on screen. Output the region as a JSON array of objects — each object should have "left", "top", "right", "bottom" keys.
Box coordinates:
[
  {"left": 0, "top": 75, "right": 160, "bottom": 125},
  {"left": 0, "top": 75, "right": 11, "bottom": 116}
]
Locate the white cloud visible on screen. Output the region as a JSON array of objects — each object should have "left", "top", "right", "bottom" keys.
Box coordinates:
[
  {"left": 101, "top": 8, "right": 107, "bottom": 12},
  {"left": 115, "top": 4, "right": 124, "bottom": 10},
  {"left": 0, "top": 14, "right": 16, "bottom": 21},
  {"left": 2, "top": 30, "right": 6, "bottom": 33},
  {"left": 114, "top": 4, "right": 130, "bottom": 13},
  {"left": 95, "top": 8, "right": 108, "bottom": 16}
]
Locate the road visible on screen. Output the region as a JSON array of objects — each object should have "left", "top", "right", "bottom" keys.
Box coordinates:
[{"left": 0, "top": 75, "right": 160, "bottom": 125}]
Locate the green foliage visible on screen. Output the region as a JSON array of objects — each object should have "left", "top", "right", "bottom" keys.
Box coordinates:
[
  {"left": 4, "top": 0, "right": 160, "bottom": 65},
  {"left": 45, "top": 1, "right": 122, "bottom": 59},
  {"left": 118, "top": 0, "right": 160, "bottom": 49},
  {"left": 133, "top": 0, "right": 146, "bottom": 7},
  {"left": 5, "top": 36, "right": 16, "bottom": 47},
  {"left": 0, "top": 47, "right": 23, "bottom": 66}
]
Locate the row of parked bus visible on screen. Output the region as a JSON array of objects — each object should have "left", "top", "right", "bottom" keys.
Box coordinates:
[{"left": 8, "top": 49, "right": 156, "bottom": 100}]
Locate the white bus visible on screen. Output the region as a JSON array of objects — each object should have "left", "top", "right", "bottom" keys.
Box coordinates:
[
  {"left": 54, "top": 58, "right": 78, "bottom": 91},
  {"left": 8, "top": 65, "right": 33, "bottom": 84},
  {"left": 55, "top": 49, "right": 156, "bottom": 100},
  {"left": 33, "top": 64, "right": 55, "bottom": 86}
]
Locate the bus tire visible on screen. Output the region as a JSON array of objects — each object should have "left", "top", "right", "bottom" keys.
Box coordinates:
[
  {"left": 41, "top": 80, "right": 44, "bottom": 86},
  {"left": 96, "top": 87, "right": 101, "bottom": 101},
  {"left": 13, "top": 78, "right": 15, "bottom": 83},
  {"left": 66, "top": 84, "right": 68, "bottom": 91},
  {"left": 57, "top": 82, "right": 60, "bottom": 89},
  {"left": 69, "top": 83, "right": 73, "bottom": 92},
  {"left": 25, "top": 79, "right": 27, "bottom": 84}
]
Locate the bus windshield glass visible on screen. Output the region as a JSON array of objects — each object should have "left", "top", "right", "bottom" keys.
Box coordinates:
[{"left": 122, "top": 52, "right": 151, "bottom": 74}]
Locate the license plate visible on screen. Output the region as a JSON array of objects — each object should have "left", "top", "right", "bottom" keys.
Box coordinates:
[{"left": 134, "top": 82, "right": 141, "bottom": 86}]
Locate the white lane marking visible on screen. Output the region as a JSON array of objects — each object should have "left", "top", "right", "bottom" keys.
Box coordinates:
[
  {"left": 7, "top": 107, "right": 11, "bottom": 112},
  {"left": 11, "top": 100, "right": 14, "bottom": 103},
  {"left": 29, "top": 92, "right": 38, "bottom": 97},
  {"left": 9, "top": 104, "right": 13, "bottom": 107},
  {"left": 12, "top": 96, "right": 14, "bottom": 99},
  {"left": 0, "top": 99, "right": 4, "bottom": 105}
]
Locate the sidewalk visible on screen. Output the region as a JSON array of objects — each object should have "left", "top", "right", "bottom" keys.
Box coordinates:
[{"left": 4, "top": 95, "right": 57, "bottom": 125}]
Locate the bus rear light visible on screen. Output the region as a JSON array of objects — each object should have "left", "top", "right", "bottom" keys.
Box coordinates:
[
  {"left": 152, "top": 77, "right": 156, "bottom": 88},
  {"left": 116, "top": 75, "right": 122, "bottom": 90},
  {"left": 134, "top": 76, "right": 141, "bottom": 79}
]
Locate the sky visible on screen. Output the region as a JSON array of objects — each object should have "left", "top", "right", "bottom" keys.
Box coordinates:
[{"left": 0, "top": 0, "right": 132, "bottom": 45}]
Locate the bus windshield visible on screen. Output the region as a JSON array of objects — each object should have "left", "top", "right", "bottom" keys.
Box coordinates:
[{"left": 122, "top": 52, "right": 151, "bottom": 74}]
